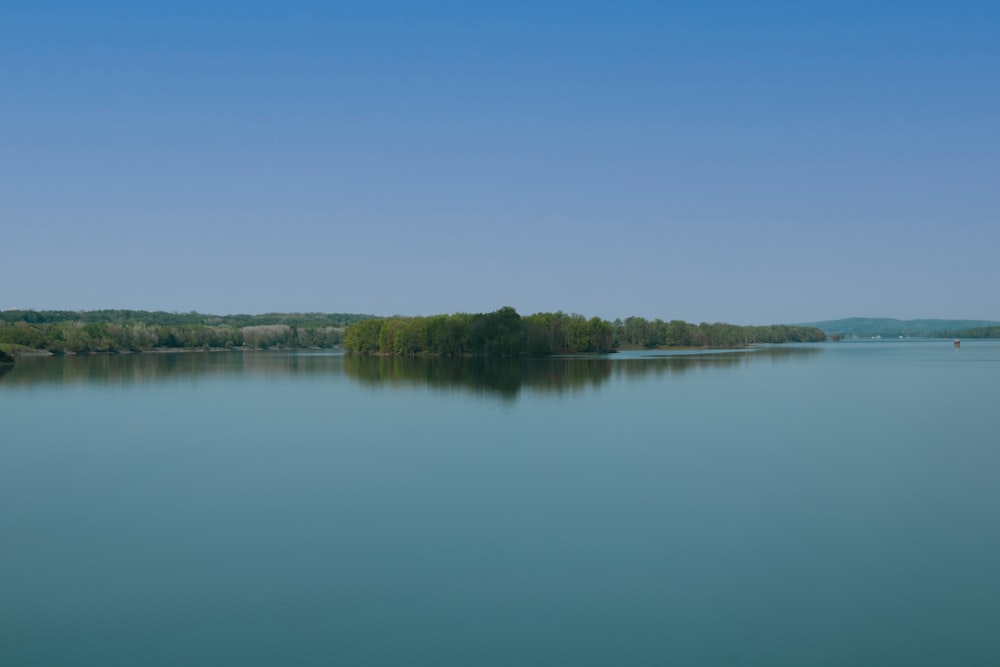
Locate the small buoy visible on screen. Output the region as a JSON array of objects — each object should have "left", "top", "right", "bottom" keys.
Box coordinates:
[{"left": 954, "top": 339, "right": 961, "bottom": 348}]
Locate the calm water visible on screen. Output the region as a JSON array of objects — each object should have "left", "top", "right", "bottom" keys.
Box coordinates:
[{"left": 2, "top": 342, "right": 999, "bottom": 666}]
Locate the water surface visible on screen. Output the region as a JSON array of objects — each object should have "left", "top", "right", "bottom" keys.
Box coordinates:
[{"left": 2, "top": 342, "right": 999, "bottom": 666}]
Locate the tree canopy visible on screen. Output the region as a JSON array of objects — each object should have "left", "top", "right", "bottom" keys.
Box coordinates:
[
  {"left": 0, "top": 310, "right": 373, "bottom": 353},
  {"left": 343, "top": 308, "right": 824, "bottom": 356},
  {"left": 0, "top": 308, "right": 826, "bottom": 355}
]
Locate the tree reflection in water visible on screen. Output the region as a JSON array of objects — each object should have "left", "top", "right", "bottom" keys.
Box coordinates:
[{"left": 1, "top": 347, "right": 823, "bottom": 400}]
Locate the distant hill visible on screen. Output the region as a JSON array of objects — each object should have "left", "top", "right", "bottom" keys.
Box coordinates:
[{"left": 800, "top": 317, "right": 1000, "bottom": 338}]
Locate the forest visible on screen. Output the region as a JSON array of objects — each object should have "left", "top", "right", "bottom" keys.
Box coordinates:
[
  {"left": 1, "top": 308, "right": 826, "bottom": 356},
  {"left": 343, "top": 307, "right": 826, "bottom": 356},
  {"left": 946, "top": 326, "right": 1000, "bottom": 339},
  {"left": 0, "top": 310, "right": 371, "bottom": 354}
]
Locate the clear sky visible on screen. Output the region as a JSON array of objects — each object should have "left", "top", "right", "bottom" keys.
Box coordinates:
[{"left": 3, "top": 1, "right": 997, "bottom": 324}]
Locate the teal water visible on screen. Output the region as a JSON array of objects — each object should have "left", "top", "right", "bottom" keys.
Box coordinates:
[{"left": 2, "top": 342, "right": 999, "bottom": 666}]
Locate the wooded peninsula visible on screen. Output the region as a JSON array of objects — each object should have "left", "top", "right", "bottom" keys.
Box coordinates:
[
  {"left": 0, "top": 307, "right": 826, "bottom": 356},
  {"left": 343, "top": 307, "right": 825, "bottom": 355}
]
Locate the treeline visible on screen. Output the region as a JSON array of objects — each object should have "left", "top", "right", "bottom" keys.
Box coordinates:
[
  {"left": 0, "top": 310, "right": 372, "bottom": 353},
  {"left": 343, "top": 307, "right": 825, "bottom": 356},
  {"left": 613, "top": 316, "right": 826, "bottom": 348},
  {"left": 947, "top": 326, "right": 1000, "bottom": 339},
  {"left": 1, "top": 308, "right": 827, "bottom": 355},
  {"left": 343, "top": 307, "right": 614, "bottom": 356},
  {"left": 0, "top": 309, "right": 371, "bottom": 328}
]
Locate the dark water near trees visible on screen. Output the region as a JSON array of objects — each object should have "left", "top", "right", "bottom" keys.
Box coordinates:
[{"left": 2, "top": 342, "right": 1000, "bottom": 666}]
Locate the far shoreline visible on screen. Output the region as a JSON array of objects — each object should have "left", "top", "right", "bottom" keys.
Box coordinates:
[{"left": 4, "top": 346, "right": 346, "bottom": 358}]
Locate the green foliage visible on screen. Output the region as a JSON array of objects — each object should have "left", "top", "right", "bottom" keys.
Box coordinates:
[
  {"left": 612, "top": 318, "right": 825, "bottom": 349},
  {"left": 0, "top": 310, "right": 356, "bottom": 353},
  {"left": 0, "top": 308, "right": 826, "bottom": 356},
  {"left": 523, "top": 311, "right": 570, "bottom": 354},
  {"left": 0, "top": 309, "right": 373, "bottom": 328},
  {"left": 343, "top": 309, "right": 823, "bottom": 356},
  {"left": 947, "top": 326, "right": 1000, "bottom": 339},
  {"left": 342, "top": 318, "right": 383, "bottom": 354}
]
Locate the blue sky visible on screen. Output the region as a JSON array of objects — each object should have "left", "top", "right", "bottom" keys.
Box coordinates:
[{"left": 3, "top": 1, "right": 998, "bottom": 323}]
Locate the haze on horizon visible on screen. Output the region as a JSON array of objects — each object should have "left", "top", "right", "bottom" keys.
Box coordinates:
[{"left": 2, "top": 2, "right": 997, "bottom": 326}]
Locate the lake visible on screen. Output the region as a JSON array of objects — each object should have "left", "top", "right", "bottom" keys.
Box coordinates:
[{"left": 2, "top": 341, "right": 1000, "bottom": 666}]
